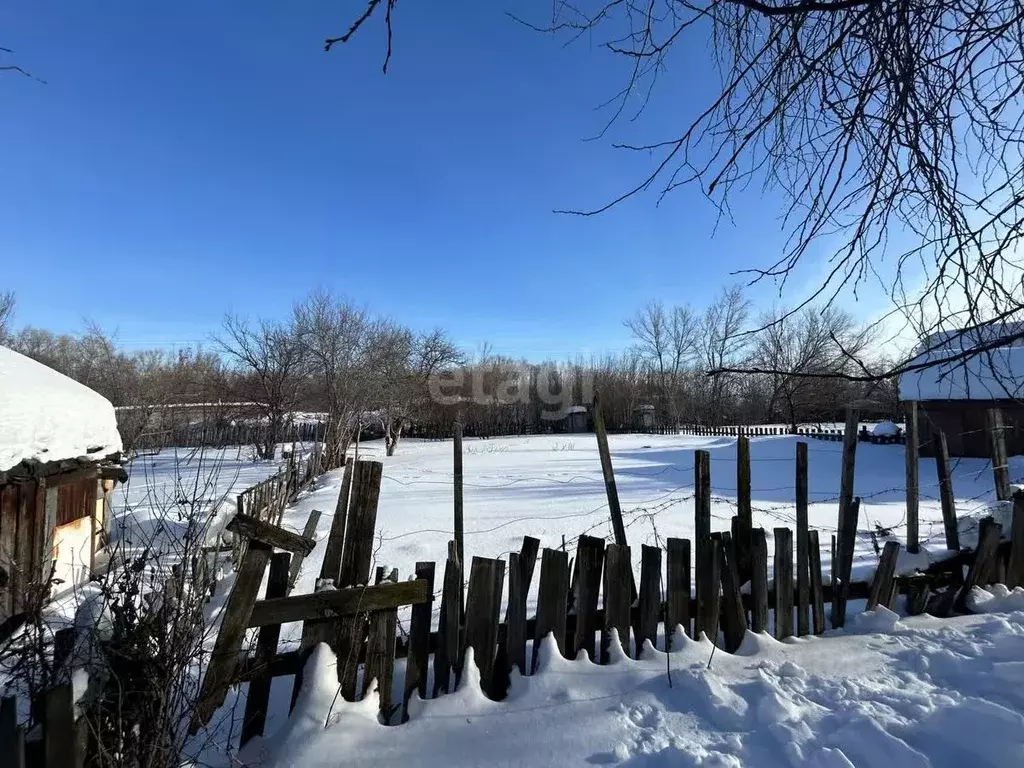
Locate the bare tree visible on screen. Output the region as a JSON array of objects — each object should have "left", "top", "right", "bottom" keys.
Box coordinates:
[
  {"left": 326, "top": 0, "right": 1024, "bottom": 379},
  {"left": 697, "top": 285, "right": 751, "bottom": 423},
  {"left": 217, "top": 315, "right": 305, "bottom": 459},
  {"left": 294, "top": 290, "right": 369, "bottom": 466},
  {"left": 626, "top": 301, "right": 699, "bottom": 426},
  {"left": 368, "top": 323, "right": 463, "bottom": 455},
  {"left": 0, "top": 291, "right": 14, "bottom": 341},
  {"left": 752, "top": 305, "right": 873, "bottom": 429}
]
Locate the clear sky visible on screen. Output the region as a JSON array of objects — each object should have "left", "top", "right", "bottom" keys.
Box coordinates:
[{"left": 1, "top": 1, "right": 871, "bottom": 359}]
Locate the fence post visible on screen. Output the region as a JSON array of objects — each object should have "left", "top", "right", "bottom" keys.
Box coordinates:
[
  {"left": 795, "top": 442, "right": 809, "bottom": 636},
  {"left": 453, "top": 422, "right": 465, "bottom": 583},
  {"left": 593, "top": 391, "right": 629, "bottom": 550},
  {"left": 434, "top": 543, "right": 462, "bottom": 696},
  {"left": 0, "top": 696, "right": 24, "bottom": 768},
  {"left": 807, "top": 530, "right": 825, "bottom": 634},
  {"left": 44, "top": 683, "right": 81, "bottom": 768},
  {"left": 698, "top": 536, "right": 722, "bottom": 643},
  {"left": 833, "top": 406, "right": 860, "bottom": 627},
  {"left": 774, "top": 528, "right": 794, "bottom": 640},
  {"left": 905, "top": 401, "right": 920, "bottom": 553},
  {"left": 867, "top": 541, "right": 900, "bottom": 611},
  {"left": 955, "top": 518, "right": 1002, "bottom": 613},
  {"left": 934, "top": 431, "right": 961, "bottom": 551},
  {"left": 736, "top": 434, "right": 752, "bottom": 581},
  {"left": 694, "top": 450, "right": 713, "bottom": 638},
  {"left": 1008, "top": 491, "right": 1024, "bottom": 589},
  {"left": 404, "top": 561, "right": 436, "bottom": 720},
  {"left": 832, "top": 498, "right": 861, "bottom": 629},
  {"left": 986, "top": 409, "right": 1012, "bottom": 502},
  {"left": 750, "top": 528, "right": 769, "bottom": 633}
]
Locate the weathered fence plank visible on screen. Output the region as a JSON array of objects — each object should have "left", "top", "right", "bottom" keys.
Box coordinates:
[
  {"left": 249, "top": 580, "right": 430, "bottom": 627},
  {"left": 44, "top": 683, "right": 80, "bottom": 768},
  {"left": 751, "top": 528, "right": 769, "bottom": 634},
  {"left": 241, "top": 552, "right": 291, "bottom": 747},
  {"left": 602, "top": 543, "right": 632, "bottom": 662},
  {"left": 533, "top": 548, "right": 569, "bottom": 672},
  {"left": 774, "top": 528, "right": 794, "bottom": 640},
  {"left": 905, "top": 401, "right": 920, "bottom": 553},
  {"left": 226, "top": 514, "right": 315, "bottom": 555},
  {"left": 807, "top": 530, "right": 825, "bottom": 634},
  {"left": 573, "top": 536, "right": 606, "bottom": 661},
  {"left": 694, "top": 450, "right": 713, "bottom": 638},
  {"left": 736, "top": 434, "right": 752, "bottom": 579},
  {"left": 719, "top": 532, "right": 747, "bottom": 653},
  {"left": 867, "top": 541, "right": 900, "bottom": 611},
  {"left": 665, "top": 537, "right": 690, "bottom": 645},
  {"left": 987, "top": 409, "right": 1012, "bottom": 502},
  {"left": 453, "top": 422, "right": 464, "bottom": 590},
  {"left": 698, "top": 536, "right": 721, "bottom": 643},
  {"left": 833, "top": 498, "right": 861, "bottom": 629},
  {"left": 593, "top": 391, "right": 628, "bottom": 548},
  {"left": 635, "top": 544, "right": 661, "bottom": 656},
  {"left": 403, "top": 561, "right": 435, "bottom": 720},
  {"left": 434, "top": 545, "right": 462, "bottom": 696},
  {"left": 364, "top": 606, "right": 398, "bottom": 717},
  {"left": 955, "top": 518, "right": 1002, "bottom": 612},
  {"left": 287, "top": 509, "right": 322, "bottom": 589},
  {"left": 1008, "top": 491, "right": 1024, "bottom": 589},
  {"left": 796, "top": 442, "right": 810, "bottom": 636},
  {"left": 934, "top": 432, "right": 961, "bottom": 551},
  {"left": 319, "top": 459, "right": 354, "bottom": 585},
  {"left": 192, "top": 540, "right": 272, "bottom": 732},
  {"left": 465, "top": 557, "right": 505, "bottom": 698}
]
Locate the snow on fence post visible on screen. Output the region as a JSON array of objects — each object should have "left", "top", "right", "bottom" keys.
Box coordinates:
[
  {"left": 665, "top": 538, "right": 691, "bottom": 644},
  {"left": 694, "top": 450, "right": 713, "bottom": 638},
  {"left": 807, "top": 530, "right": 826, "bottom": 634},
  {"left": 241, "top": 551, "right": 291, "bottom": 748},
  {"left": 635, "top": 545, "right": 661, "bottom": 656},
  {"left": 796, "top": 442, "right": 810, "bottom": 637},
  {"left": 403, "top": 561, "right": 436, "bottom": 720},
  {"left": 934, "top": 431, "right": 961, "bottom": 551},
  {"left": 774, "top": 528, "right": 794, "bottom": 640},
  {"left": 573, "top": 536, "right": 605, "bottom": 662},
  {"left": 750, "top": 528, "right": 769, "bottom": 634},
  {"left": 986, "top": 409, "right": 1012, "bottom": 502},
  {"left": 1008, "top": 491, "right": 1024, "bottom": 589},
  {"left": 602, "top": 543, "right": 632, "bottom": 663},
  {"left": 905, "top": 401, "right": 920, "bottom": 553},
  {"left": 532, "top": 548, "right": 569, "bottom": 673}
]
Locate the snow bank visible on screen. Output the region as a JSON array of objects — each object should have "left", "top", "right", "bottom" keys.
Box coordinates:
[
  {"left": 871, "top": 420, "right": 900, "bottom": 437},
  {"left": 255, "top": 611, "right": 1024, "bottom": 768},
  {"left": 967, "top": 584, "right": 1024, "bottom": 614},
  {"left": 0, "top": 345, "right": 122, "bottom": 472}
]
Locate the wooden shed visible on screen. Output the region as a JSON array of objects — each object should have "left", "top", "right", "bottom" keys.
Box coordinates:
[
  {"left": 899, "top": 327, "right": 1024, "bottom": 457},
  {"left": 0, "top": 346, "right": 124, "bottom": 622}
]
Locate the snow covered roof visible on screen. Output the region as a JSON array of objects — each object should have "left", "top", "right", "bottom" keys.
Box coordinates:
[
  {"left": 899, "top": 325, "right": 1024, "bottom": 401},
  {"left": 0, "top": 346, "right": 123, "bottom": 474}
]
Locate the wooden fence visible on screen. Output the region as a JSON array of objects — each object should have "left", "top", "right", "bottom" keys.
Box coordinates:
[{"left": 679, "top": 423, "right": 907, "bottom": 444}]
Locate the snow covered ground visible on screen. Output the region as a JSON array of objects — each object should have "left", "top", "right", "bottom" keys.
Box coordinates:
[
  {"left": 276, "top": 433, "right": 1018, "bottom": 629},
  {"left": 251, "top": 606, "right": 1024, "bottom": 768}
]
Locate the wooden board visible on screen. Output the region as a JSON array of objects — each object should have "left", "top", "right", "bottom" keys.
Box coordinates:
[
  {"left": 249, "top": 579, "right": 431, "bottom": 627},
  {"left": 572, "top": 536, "right": 605, "bottom": 661},
  {"left": 635, "top": 545, "right": 661, "bottom": 656},
  {"left": 533, "top": 548, "right": 569, "bottom": 672},
  {"left": 665, "top": 538, "right": 690, "bottom": 645},
  {"left": 602, "top": 543, "right": 631, "bottom": 663}
]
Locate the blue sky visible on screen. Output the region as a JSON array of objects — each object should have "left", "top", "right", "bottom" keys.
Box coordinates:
[{"left": 1, "top": 1, "right": 851, "bottom": 359}]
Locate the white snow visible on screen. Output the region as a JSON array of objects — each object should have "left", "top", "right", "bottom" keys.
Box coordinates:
[
  {"left": 899, "top": 326, "right": 1024, "bottom": 400},
  {"left": 871, "top": 420, "right": 900, "bottom": 437},
  {"left": 249, "top": 609, "right": 1024, "bottom": 768},
  {"left": 0, "top": 345, "right": 123, "bottom": 472}
]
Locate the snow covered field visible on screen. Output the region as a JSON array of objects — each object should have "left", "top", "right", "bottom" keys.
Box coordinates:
[{"left": 253, "top": 607, "right": 1024, "bottom": 767}]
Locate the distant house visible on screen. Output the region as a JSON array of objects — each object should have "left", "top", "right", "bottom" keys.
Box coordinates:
[
  {"left": 633, "top": 404, "right": 656, "bottom": 431},
  {"left": 558, "top": 405, "right": 589, "bottom": 433},
  {"left": 899, "top": 325, "right": 1024, "bottom": 457},
  {"left": 0, "top": 346, "right": 124, "bottom": 621}
]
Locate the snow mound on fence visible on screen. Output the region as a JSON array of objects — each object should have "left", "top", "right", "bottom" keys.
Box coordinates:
[
  {"left": 0, "top": 345, "right": 123, "bottom": 472},
  {"left": 871, "top": 420, "right": 901, "bottom": 437},
  {"left": 250, "top": 611, "right": 1024, "bottom": 768}
]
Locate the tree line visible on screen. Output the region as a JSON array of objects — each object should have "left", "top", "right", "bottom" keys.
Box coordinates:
[{"left": 0, "top": 287, "right": 900, "bottom": 457}]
